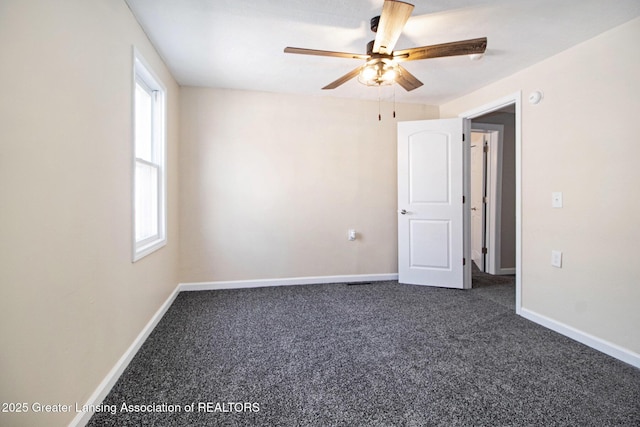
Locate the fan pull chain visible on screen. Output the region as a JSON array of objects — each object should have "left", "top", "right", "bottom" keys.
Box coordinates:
[
  {"left": 393, "top": 86, "right": 396, "bottom": 118},
  {"left": 378, "top": 87, "right": 381, "bottom": 121}
]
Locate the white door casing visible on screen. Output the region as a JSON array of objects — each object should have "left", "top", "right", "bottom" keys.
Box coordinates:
[
  {"left": 397, "top": 118, "right": 471, "bottom": 289},
  {"left": 459, "top": 91, "right": 521, "bottom": 313},
  {"left": 470, "top": 132, "right": 486, "bottom": 270},
  {"left": 471, "top": 123, "right": 504, "bottom": 275}
]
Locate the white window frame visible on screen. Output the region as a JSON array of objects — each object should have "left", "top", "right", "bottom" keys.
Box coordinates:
[{"left": 132, "top": 48, "right": 167, "bottom": 262}]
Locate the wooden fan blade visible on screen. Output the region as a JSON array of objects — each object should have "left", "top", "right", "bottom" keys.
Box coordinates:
[
  {"left": 393, "top": 37, "right": 487, "bottom": 61},
  {"left": 284, "top": 47, "right": 370, "bottom": 60},
  {"left": 396, "top": 65, "right": 423, "bottom": 91},
  {"left": 373, "top": 0, "right": 414, "bottom": 55},
  {"left": 322, "top": 66, "right": 364, "bottom": 90}
]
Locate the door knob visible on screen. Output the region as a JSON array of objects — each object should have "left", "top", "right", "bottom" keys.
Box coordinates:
[{"left": 400, "top": 209, "right": 408, "bottom": 215}]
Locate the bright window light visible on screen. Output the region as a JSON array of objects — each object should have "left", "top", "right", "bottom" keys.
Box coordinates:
[{"left": 132, "top": 49, "right": 166, "bottom": 261}]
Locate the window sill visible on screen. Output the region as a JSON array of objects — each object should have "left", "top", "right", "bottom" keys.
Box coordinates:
[{"left": 133, "top": 238, "right": 167, "bottom": 262}]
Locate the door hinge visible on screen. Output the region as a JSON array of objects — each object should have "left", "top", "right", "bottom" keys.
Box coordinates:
[
  {"left": 462, "top": 195, "right": 466, "bottom": 203},
  {"left": 463, "top": 258, "right": 466, "bottom": 266},
  {"left": 462, "top": 133, "right": 465, "bottom": 142},
  {"left": 483, "top": 144, "right": 489, "bottom": 153},
  {"left": 483, "top": 196, "right": 489, "bottom": 204},
  {"left": 482, "top": 247, "right": 488, "bottom": 254}
]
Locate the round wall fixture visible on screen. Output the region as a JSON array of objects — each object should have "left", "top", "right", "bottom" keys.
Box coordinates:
[{"left": 529, "top": 90, "right": 544, "bottom": 104}]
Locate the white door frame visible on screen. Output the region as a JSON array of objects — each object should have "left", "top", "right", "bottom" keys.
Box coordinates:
[
  {"left": 471, "top": 123, "right": 504, "bottom": 276},
  {"left": 459, "top": 92, "right": 522, "bottom": 314},
  {"left": 469, "top": 131, "right": 488, "bottom": 271}
]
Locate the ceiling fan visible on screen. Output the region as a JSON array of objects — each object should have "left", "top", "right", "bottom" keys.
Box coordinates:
[{"left": 284, "top": 0, "right": 487, "bottom": 92}]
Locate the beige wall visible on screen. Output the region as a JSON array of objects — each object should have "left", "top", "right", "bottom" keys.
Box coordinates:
[
  {"left": 0, "top": 1, "right": 180, "bottom": 426},
  {"left": 441, "top": 17, "right": 640, "bottom": 354},
  {"left": 179, "top": 88, "right": 438, "bottom": 282}
]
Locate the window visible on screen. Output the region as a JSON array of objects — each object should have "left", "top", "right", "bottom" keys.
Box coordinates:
[{"left": 132, "top": 50, "right": 166, "bottom": 261}]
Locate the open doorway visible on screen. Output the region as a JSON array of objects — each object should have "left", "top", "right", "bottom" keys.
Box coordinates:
[
  {"left": 461, "top": 94, "right": 521, "bottom": 313},
  {"left": 471, "top": 109, "right": 516, "bottom": 276},
  {"left": 470, "top": 124, "right": 502, "bottom": 273}
]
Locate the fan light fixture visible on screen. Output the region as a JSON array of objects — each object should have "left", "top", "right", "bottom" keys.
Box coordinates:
[
  {"left": 284, "top": 0, "right": 487, "bottom": 93},
  {"left": 357, "top": 59, "right": 398, "bottom": 87}
]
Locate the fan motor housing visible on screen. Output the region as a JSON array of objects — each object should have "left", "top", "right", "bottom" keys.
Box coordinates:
[
  {"left": 370, "top": 16, "right": 380, "bottom": 32},
  {"left": 366, "top": 40, "right": 375, "bottom": 55}
]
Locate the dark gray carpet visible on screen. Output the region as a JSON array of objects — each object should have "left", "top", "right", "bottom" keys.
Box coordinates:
[
  {"left": 88, "top": 278, "right": 639, "bottom": 426},
  {"left": 470, "top": 263, "right": 516, "bottom": 310}
]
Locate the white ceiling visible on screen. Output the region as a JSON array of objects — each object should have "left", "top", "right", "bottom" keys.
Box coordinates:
[{"left": 125, "top": 0, "right": 640, "bottom": 105}]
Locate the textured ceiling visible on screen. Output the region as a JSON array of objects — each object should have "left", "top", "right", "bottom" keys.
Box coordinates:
[{"left": 125, "top": 0, "right": 640, "bottom": 105}]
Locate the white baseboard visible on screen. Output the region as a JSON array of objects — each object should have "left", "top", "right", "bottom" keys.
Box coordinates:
[
  {"left": 68, "top": 286, "right": 181, "bottom": 427},
  {"left": 520, "top": 308, "right": 640, "bottom": 369},
  {"left": 179, "top": 273, "right": 399, "bottom": 291},
  {"left": 498, "top": 267, "right": 516, "bottom": 275}
]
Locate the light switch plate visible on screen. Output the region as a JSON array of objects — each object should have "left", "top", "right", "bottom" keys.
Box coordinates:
[
  {"left": 551, "top": 250, "right": 563, "bottom": 268},
  {"left": 552, "top": 192, "right": 563, "bottom": 208}
]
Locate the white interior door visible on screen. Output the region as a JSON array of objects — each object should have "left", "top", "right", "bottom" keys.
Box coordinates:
[
  {"left": 470, "top": 132, "right": 486, "bottom": 271},
  {"left": 471, "top": 123, "right": 505, "bottom": 275},
  {"left": 398, "top": 118, "right": 471, "bottom": 289}
]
